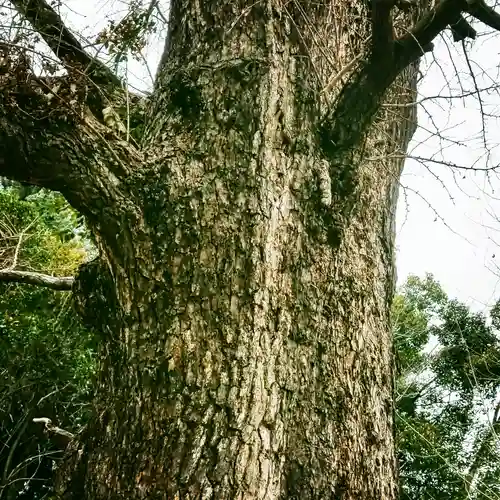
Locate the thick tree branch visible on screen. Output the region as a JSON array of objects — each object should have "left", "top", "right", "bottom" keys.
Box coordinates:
[
  {"left": 0, "top": 269, "right": 74, "bottom": 290},
  {"left": 0, "top": 96, "right": 139, "bottom": 207},
  {"left": 9, "top": 0, "right": 121, "bottom": 88},
  {"left": 466, "top": 0, "right": 500, "bottom": 32},
  {"left": 320, "top": 0, "right": 467, "bottom": 158},
  {"left": 395, "top": 0, "right": 473, "bottom": 65},
  {"left": 371, "top": 0, "right": 396, "bottom": 61},
  {"left": 320, "top": 0, "right": 500, "bottom": 158},
  {"left": 449, "top": 15, "right": 476, "bottom": 42},
  {"left": 0, "top": 53, "right": 144, "bottom": 227},
  {"left": 393, "top": 0, "right": 500, "bottom": 63},
  {"left": 319, "top": 64, "right": 399, "bottom": 158}
]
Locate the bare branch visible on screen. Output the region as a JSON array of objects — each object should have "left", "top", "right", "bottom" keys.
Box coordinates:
[
  {"left": 32, "top": 417, "right": 75, "bottom": 448},
  {"left": 5, "top": 216, "right": 38, "bottom": 270},
  {"left": 9, "top": 0, "right": 121, "bottom": 88},
  {"left": 0, "top": 269, "right": 74, "bottom": 290},
  {"left": 322, "top": 50, "right": 365, "bottom": 95},
  {"left": 10, "top": 230, "right": 23, "bottom": 269},
  {"left": 465, "top": 400, "right": 500, "bottom": 495}
]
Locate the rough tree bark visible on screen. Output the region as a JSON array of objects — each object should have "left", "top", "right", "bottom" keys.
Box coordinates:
[{"left": 2, "top": 0, "right": 499, "bottom": 498}]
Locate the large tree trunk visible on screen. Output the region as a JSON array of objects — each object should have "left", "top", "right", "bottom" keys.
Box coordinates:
[
  {"left": 1, "top": 0, "right": 448, "bottom": 498},
  {"left": 57, "top": 3, "right": 419, "bottom": 498}
]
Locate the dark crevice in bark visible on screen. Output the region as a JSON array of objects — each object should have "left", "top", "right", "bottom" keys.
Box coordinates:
[{"left": 73, "top": 258, "right": 119, "bottom": 334}]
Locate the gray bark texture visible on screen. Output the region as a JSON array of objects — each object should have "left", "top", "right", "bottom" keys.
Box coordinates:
[{"left": 0, "top": 0, "right": 473, "bottom": 498}]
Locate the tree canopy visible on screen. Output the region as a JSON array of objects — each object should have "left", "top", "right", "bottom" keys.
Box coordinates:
[
  {"left": 395, "top": 275, "right": 500, "bottom": 500},
  {"left": 0, "top": 187, "right": 94, "bottom": 499}
]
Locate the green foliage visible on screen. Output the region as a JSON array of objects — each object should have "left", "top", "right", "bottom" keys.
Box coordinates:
[
  {"left": 0, "top": 188, "right": 95, "bottom": 499},
  {"left": 394, "top": 274, "right": 500, "bottom": 500},
  {"left": 431, "top": 300, "right": 500, "bottom": 395}
]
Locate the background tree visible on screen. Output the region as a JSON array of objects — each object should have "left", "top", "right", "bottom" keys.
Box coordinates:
[
  {"left": 0, "top": 187, "right": 94, "bottom": 499},
  {"left": 394, "top": 275, "right": 500, "bottom": 500},
  {"left": 1, "top": 0, "right": 500, "bottom": 498}
]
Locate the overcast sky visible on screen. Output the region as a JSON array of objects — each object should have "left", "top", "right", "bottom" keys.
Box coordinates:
[
  {"left": 396, "top": 28, "right": 500, "bottom": 313},
  {"left": 57, "top": 0, "right": 500, "bottom": 313}
]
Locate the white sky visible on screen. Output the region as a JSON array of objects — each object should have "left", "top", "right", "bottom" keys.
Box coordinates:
[
  {"left": 396, "top": 28, "right": 500, "bottom": 313},
  {"left": 56, "top": 2, "right": 500, "bottom": 314}
]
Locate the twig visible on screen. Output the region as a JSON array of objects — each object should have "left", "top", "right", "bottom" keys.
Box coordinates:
[
  {"left": 8, "top": 216, "right": 38, "bottom": 270},
  {"left": 321, "top": 50, "right": 365, "bottom": 95},
  {"left": 32, "top": 417, "right": 75, "bottom": 443},
  {"left": 1, "top": 415, "right": 29, "bottom": 495}
]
